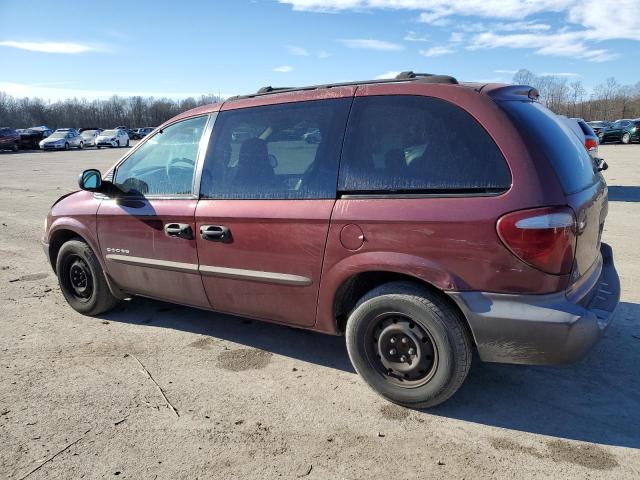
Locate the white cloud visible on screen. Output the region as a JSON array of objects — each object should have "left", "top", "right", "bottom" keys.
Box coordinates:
[
  {"left": 339, "top": 38, "right": 404, "bottom": 51},
  {"left": 540, "top": 72, "right": 580, "bottom": 77},
  {"left": 494, "top": 69, "right": 518, "bottom": 74},
  {"left": 0, "top": 81, "right": 231, "bottom": 101},
  {"left": 317, "top": 50, "right": 332, "bottom": 58},
  {"left": 468, "top": 31, "right": 619, "bottom": 62},
  {"left": 0, "top": 40, "right": 109, "bottom": 54},
  {"left": 404, "top": 31, "right": 429, "bottom": 42},
  {"left": 467, "top": 31, "right": 618, "bottom": 62},
  {"left": 449, "top": 32, "right": 464, "bottom": 43},
  {"left": 273, "top": 65, "right": 293, "bottom": 72},
  {"left": 286, "top": 45, "right": 309, "bottom": 56},
  {"left": 420, "top": 46, "right": 455, "bottom": 57},
  {"left": 375, "top": 71, "right": 401, "bottom": 79},
  {"left": 280, "top": 0, "right": 640, "bottom": 60}
]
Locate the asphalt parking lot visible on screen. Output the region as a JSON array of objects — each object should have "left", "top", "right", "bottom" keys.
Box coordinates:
[{"left": 1, "top": 143, "right": 639, "bottom": 479}]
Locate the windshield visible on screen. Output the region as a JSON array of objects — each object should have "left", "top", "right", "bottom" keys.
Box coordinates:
[
  {"left": 49, "top": 132, "right": 66, "bottom": 139},
  {"left": 81, "top": 130, "right": 97, "bottom": 136},
  {"left": 101, "top": 129, "right": 117, "bottom": 136}
]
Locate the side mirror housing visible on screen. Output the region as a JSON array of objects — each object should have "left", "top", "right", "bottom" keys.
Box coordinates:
[{"left": 78, "top": 169, "right": 103, "bottom": 191}]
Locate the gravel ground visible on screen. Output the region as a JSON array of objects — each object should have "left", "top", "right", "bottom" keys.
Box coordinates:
[{"left": 0, "top": 143, "right": 639, "bottom": 479}]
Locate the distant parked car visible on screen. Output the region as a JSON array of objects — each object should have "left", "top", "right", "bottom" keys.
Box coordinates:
[
  {"left": 599, "top": 119, "right": 639, "bottom": 144},
  {"left": 80, "top": 129, "right": 103, "bottom": 147},
  {"left": 96, "top": 128, "right": 130, "bottom": 148},
  {"left": 40, "top": 129, "right": 84, "bottom": 150},
  {"left": 0, "top": 127, "right": 20, "bottom": 152},
  {"left": 29, "top": 126, "right": 53, "bottom": 138},
  {"left": 114, "top": 125, "right": 128, "bottom": 130},
  {"left": 303, "top": 128, "right": 321, "bottom": 144},
  {"left": 16, "top": 128, "right": 47, "bottom": 150},
  {"left": 137, "top": 127, "right": 154, "bottom": 138},
  {"left": 571, "top": 118, "right": 599, "bottom": 158},
  {"left": 126, "top": 128, "right": 141, "bottom": 140},
  {"left": 586, "top": 121, "right": 610, "bottom": 136}
]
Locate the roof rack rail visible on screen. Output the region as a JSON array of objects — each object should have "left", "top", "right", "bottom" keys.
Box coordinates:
[
  {"left": 395, "top": 71, "right": 458, "bottom": 84},
  {"left": 229, "top": 71, "right": 459, "bottom": 101},
  {"left": 256, "top": 86, "right": 292, "bottom": 94}
]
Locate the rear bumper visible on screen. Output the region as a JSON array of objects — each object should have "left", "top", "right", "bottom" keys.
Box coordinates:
[{"left": 448, "top": 243, "right": 620, "bottom": 365}]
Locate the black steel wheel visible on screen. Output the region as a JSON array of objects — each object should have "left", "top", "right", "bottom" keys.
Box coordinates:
[
  {"left": 365, "top": 312, "right": 438, "bottom": 387},
  {"left": 56, "top": 239, "right": 120, "bottom": 315},
  {"left": 346, "top": 281, "right": 471, "bottom": 408},
  {"left": 63, "top": 255, "right": 94, "bottom": 302}
]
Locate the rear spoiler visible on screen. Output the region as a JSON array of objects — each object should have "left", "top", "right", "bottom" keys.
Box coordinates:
[{"left": 482, "top": 84, "right": 540, "bottom": 102}]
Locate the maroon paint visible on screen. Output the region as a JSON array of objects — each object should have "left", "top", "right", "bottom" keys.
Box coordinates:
[
  {"left": 97, "top": 198, "right": 210, "bottom": 309},
  {"left": 195, "top": 200, "right": 334, "bottom": 327},
  {"left": 44, "top": 81, "right": 593, "bottom": 336}
]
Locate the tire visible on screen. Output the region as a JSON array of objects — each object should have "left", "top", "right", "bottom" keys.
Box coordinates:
[
  {"left": 598, "top": 134, "right": 605, "bottom": 144},
  {"left": 126, "top": 139, "right": 130, "bottom": 147},
  {"left": 96, "top": 145, "right": 101, "bottom": 149},
  {"left": 345, "top": 281, "right": 472, "bottom": 408},
  {"left": 12, "top": 142, "right": 18, "bottom": 152},
  {"left": 622, "top": 132, "right": 630, "bottom": 144},
  {"left": 56, "top": 239, "right": 120, "bottom": 316},
  {"left": 116, "top": 140, "right": 120, "bottom": 148},
  {"left": 78, "top": 141, "right": 84, "bottom": 149},
  {"left": 64, "top": 142, "right": 69, "bottom": 150}
]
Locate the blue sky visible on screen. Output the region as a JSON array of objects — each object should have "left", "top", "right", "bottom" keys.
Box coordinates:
[{"left": 0, "top": 0, "right": 638, "bottom": 100}]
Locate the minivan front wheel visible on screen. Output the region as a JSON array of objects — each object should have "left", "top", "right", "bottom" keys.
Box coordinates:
[
  {"left": 346, "top": 281, "right": 471, "bottom": 408},
  {"left": 56, "top": 239, "right": 120, "bottom": 315}
]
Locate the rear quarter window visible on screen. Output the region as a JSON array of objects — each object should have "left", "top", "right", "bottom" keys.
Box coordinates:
[
  {"left": 338, "top": 95, "right": 511, "bottom": 194},
  {"left": 498, "top": 101, "right": 596, "bottom": 195}
]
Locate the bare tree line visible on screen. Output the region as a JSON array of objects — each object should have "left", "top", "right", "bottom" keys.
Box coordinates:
[
  {"left": 513, "top": 69, "right": 640, "bottom": 121},
  {"left": 0, "top": 93, "right": 223, "bottom": 129},
  {"left": 1, "top": 70, "right": 639, "bottom": 129}
]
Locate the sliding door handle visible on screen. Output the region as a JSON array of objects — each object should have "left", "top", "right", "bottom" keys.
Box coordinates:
[{"left": 200, "top": 225, "right": 232, "bottom": 243}]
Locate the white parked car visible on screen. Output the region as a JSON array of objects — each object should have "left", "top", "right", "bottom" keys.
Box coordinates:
[
  {"left": 79, "top": 129, "right": 102, "bottom": 147},
  {"left": 39, "top": 129, "right": 84, "bottom": 150},
  {"left": 96, "top": 129, "right": 130, "bottom": 148}
]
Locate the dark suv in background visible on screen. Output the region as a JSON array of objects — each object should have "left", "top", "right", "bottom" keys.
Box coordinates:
[
  {"left": 0, "top": 127, "right": 20, "bottom": 151},
  {"left": 42, "top": 72, "right": 620, "bottom": 408}
]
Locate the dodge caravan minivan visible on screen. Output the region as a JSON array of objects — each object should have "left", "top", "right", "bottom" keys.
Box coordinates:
[{"left": 42, "top": 72, "right": 619, "bottom": 407}]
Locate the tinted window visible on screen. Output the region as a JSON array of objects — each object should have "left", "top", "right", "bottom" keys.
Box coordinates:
[
  {"left": 200, "top": 98, "right": 351, "bottom": 199},
  {"left": 114, "top": 115, "right": 208, "bottom": 196},
  {"left": 499, "top": 101, "right": 596, "bottom": 194},
  {"left": 338, "top": 96, "right": 511, "bottom": 193}
]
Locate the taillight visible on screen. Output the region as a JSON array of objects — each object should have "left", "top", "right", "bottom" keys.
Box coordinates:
[
  {"left": 585, "top": 138, "right": 598, "bottom": 151},
  {"left": 497, "top": 207, "right": 576, "bottom": 275}
]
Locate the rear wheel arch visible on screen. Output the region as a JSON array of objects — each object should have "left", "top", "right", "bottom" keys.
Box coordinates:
[{"left": 332, "top": 271, "right": 475, "bottom": 347}]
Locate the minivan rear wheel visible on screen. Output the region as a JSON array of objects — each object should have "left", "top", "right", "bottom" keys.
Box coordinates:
[
  {"left": 345, "top": 281, "right": 471, "bottom": 408},
  {"left": 56, "top": 239, "right": 120, "bottom": 316}
]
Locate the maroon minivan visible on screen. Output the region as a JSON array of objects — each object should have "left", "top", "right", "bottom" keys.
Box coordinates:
[{"left": 42, "top": 72, "right": 620, "bottom": 407}]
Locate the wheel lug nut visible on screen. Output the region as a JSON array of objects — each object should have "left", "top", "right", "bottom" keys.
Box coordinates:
[
  {"left": 389, "top": 349, "right": 397, "bottom": 355},
  {"left": 408, "top": 348, "right": 415, "bottom": 355},
  {"left": 401, "top": 337, "right": 408, "bottom": 344},
  {"left": 400, "top": 355, "right": 407, "bottom": 362},
  {"left": 390, "top": 337, "right": 396, "bottom": 344}
]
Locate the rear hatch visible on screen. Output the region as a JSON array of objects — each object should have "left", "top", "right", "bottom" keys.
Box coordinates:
[{"left": 497, "top": 99, "right": 607, "bottom": 291}]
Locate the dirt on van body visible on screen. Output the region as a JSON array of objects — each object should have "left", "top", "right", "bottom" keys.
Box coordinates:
[{"left": 1, "top": 144, "right": 639, "bottom": 479}]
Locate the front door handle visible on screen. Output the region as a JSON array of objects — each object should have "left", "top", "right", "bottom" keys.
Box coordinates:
[
  {"left": 200, "top": 225, "right": 232, "bottom": 243},
  {"left": 164, "top": 223, "right": 193, "bottom": 239}
]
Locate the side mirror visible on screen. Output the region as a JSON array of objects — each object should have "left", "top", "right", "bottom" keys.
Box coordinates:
[{"left": 78, "top": 169, "right": 103, "bottom": 191}]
